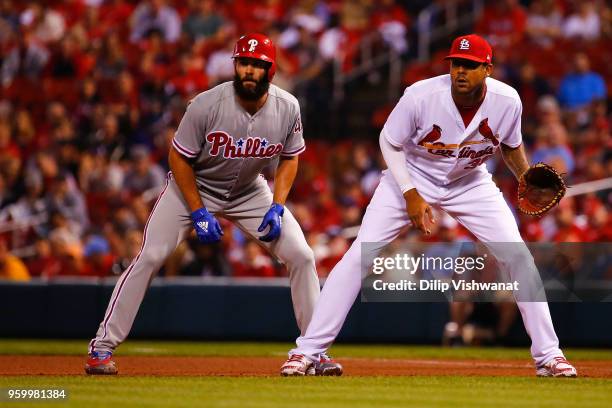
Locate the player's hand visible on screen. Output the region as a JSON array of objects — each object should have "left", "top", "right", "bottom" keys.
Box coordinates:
[
  {"left": 190, "top": 207, "right": 223, "bottom": 243},
  {"left": 258, "top": 203, "right": 284, "bottom": 242},
  {"left": 404, "top": 188, "right": 435, "bottom": 235}
]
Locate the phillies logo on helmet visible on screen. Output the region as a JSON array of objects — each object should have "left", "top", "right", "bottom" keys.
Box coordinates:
[
  {"left": 206, "top": 131, "right": 283, "bottom": 159},
  {"left": 233, "top": 33, "right": 277, "bottom": 81}
]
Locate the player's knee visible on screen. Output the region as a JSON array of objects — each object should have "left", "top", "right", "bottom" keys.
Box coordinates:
[
  {"left": 138, "top": 245, "right": 170, "bottom": 268},
  {"left": 494, "top": 245, "right": 536, "bottom": 270},
  {"left": 287, "top": 246, "right": 316, "bottom": 270}
]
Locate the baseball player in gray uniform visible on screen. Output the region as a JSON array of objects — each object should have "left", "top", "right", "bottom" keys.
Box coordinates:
[{"left": 85, "top": 34, "right": 321, "bottom": 375}]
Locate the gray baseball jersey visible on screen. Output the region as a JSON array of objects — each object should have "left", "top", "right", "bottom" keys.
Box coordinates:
[
  {"left": 172, "top": 82, "right": 305, "bottom": 199},
  {"left": 89, "top": 81, "right": 320, "bottom": 357}
]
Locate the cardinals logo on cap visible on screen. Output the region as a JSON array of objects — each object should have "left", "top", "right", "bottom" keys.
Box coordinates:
[{"left": 445, "top": 34, "right": 493, "bottom": 65}]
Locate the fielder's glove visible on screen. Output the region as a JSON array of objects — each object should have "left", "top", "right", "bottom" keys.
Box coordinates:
[
  {"left": 191, "top": 207, "right": 223, "bottom": 243},
  {"left": 517, "top": 162, "right": 567, "bottom": 217},
  {"left": 258, "top": 203, "right": 284, "bottom": 242}
]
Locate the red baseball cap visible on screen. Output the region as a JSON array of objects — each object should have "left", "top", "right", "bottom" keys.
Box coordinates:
[{"left": 445, "top": 34, "right": 492, "bottom": 65}]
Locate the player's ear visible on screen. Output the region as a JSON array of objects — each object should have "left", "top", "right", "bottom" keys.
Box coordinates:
[{"left": 484, "top": 64, "right": 492, "bottom": 77}]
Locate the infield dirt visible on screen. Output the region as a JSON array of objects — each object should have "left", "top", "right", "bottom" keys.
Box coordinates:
[{"left": 2, "top": 356, "right": 611, "bottom": 377}]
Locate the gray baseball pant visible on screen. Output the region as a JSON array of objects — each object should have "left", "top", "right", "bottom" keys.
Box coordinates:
[{"left": 89, "top": 174, "right": 320, "bottom": 354}]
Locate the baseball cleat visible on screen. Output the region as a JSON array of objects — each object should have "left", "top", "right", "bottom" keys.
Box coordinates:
[
  {"left": 280, "top": 354, "right": 313, "bottom": 376},
  {"left": 314, "top": 353, "right": 343, "bottom": 376},
  {"left": 85, "top": 351, "right": 118, "bottom": 375},
  {"left": 536, "top": 356, "right": 577, "bottom": 377}
]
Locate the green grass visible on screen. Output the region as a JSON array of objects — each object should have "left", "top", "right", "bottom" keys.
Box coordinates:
[
  {"left": 1, "top": 340, "right": 611, "bottom": 407},
  {"left": 1, "top": 339, "right": 611, "bottom": 361},
  {"left": 1, "top": 376, "right": 610, "bottom": 408}
]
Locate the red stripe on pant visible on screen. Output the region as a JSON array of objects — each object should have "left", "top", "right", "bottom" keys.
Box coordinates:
[{"left": 90, "top": 177, "right": 170, "bottom": 353}]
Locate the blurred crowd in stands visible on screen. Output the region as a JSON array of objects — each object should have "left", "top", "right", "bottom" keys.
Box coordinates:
[{"left": 0, "top": 0, "right": 610, "bottom": 281}]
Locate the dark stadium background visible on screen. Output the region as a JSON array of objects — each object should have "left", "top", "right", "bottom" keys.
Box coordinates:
[{"left": 0, "top": 0, "right": 610, "bottom": 344}]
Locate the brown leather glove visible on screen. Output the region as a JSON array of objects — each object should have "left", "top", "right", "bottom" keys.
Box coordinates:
[{"left": 517, "top": 163, "right": 567, "bottom": 217}]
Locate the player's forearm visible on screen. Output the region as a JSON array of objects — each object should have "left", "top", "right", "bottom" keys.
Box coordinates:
[
  {"left": 272, "top": 156, "right": 298, "bottom": 205},
  {"left": 501, "top": 143, "right": 530, "bottom": 180},
  {"left": 168, "top": 147, "right": 205, "bottom": 212},
  {"left": 379, "top": 130, "right": 415, "bottom": 193}
]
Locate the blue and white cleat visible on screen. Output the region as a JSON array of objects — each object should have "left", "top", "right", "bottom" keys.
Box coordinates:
[{"left": 85, "top": 350, "right": 118, "bottom": 375}]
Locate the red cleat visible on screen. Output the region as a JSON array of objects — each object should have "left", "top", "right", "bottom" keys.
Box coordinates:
[
  {"left": 85, "top": 351, "right": 118, "bottom": 375},
  {"left": 536, "top": 357, "right": 577, "bottom": 377}
]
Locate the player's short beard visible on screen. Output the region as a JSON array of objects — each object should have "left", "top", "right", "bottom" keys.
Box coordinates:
[{"left": 233, "top": 73, "right": 269, "bottom": 101}]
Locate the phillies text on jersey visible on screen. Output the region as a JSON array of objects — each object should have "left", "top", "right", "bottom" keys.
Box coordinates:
[
  {"left": 171, "top": 82, "right": 305, "bottom": 199},
  {"left": 206, "top": 132, "right": 283, "bottom": 159}
]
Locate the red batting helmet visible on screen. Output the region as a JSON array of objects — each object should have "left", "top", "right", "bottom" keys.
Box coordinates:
[{"left": 232, "top": 33, "right": 276, "bottom": 81}]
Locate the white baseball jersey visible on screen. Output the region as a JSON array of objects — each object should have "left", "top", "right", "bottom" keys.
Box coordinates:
[
  {"left": 382, "top": 74, "right": 522, "bottom": 185},
  {"left": 290, "top": 74, "right": 566, "bottom": 368}
]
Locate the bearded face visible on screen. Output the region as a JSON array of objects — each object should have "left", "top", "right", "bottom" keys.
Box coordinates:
[{"left": 233, "top": 57, "right": 270, "bottom": 101}]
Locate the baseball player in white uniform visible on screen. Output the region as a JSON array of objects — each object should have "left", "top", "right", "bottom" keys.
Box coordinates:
[
  {"left": 281, "top": 34, "right": 577, "bottom": 378},
  {"left": 85, "top": 34, "right": 321, "bottom": 375}
]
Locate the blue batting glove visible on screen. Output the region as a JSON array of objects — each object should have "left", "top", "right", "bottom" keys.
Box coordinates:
[
  {"left": 190, "top": 207, "right": 223, "bottom": 244},
  {"left": 257, "top": 203, "right": 284, "bottom": 242}
]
